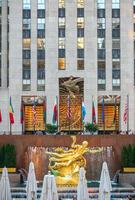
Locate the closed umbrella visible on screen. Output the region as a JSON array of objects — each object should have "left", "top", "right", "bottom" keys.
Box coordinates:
[
  {"left": 26, "top": 161, "right": 37, "bottom": 200},
  {"left": 98, "top": 162, "right": 112, "bottom": 200},
  {"left": 77, "top": 167, "right": 89, "bottom": 200},
  {"left": 0, "top": 167, "right": 12, "bottom": 200},
  {"left": 40, "top": 174, "right": 58, "bottom": 200}
]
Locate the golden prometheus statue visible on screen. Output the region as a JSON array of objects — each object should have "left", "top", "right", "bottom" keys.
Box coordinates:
[{"left": 46, "top": 136, "right": 102, "bottom": 185}]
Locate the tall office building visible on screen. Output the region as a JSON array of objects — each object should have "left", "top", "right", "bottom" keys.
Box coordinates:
[{"left": 0, "top": 0, "right": 134, "bottom": 134}]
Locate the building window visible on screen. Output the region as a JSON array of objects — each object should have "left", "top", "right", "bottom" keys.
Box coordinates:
[
  {"left": 23, "top": 60, "right": 31, "bottom": 91},
  {"left": 112, "top": 0, "right": 120, "bottom": 90},
  {"left": 22, "top": 0, "right": 31, "bottom": 91},
  {"left": 38, "top": 0, "right": 45, "bottom": 9},
  {"left": 98, "top": 61, "right": 106, "bottom": 90},
  {"left": 23, "top": 0, "right": 31, "bottom": 9},
  {"left": 37, "top": 0, "right": 45, "bottom": 91},
  {"left": 58, "top": 0, "right": 66, "bottom": 70},
  {"left": 97, "top": 9, "right": 105, "bottom": 18},
  {"left": 112, "top": 9, "right": 120, "bottom": 18},
  {"left": 112, "top": 0, "right": 120, "bottom": 9},
  {"left": 97, "top": 0, "right": 105, "bottom": 9},
  {"left": 97, "top": 0, "right": 106, "bottom": 90},
  {"left": 77, "top": 0, "right": 84, "bottom": 70},
  {"left": 134, "top": 0, "right": 135, "bottom": 14},
  {"left": 37, "top": 66, "right": 45, "bottom": 91}
]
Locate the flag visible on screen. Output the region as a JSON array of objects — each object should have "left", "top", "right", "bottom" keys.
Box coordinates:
[
  {"left": 52, "top": 99, "right": 58, "bottom": 125},
  {"left": 43, "top": 99, "right": 46, "bottom": 124},
  {"left": 9, "top": 96, "right": 14, "bottom": 124},
  {"left": 123, "top": 102, "right": 128, "bottom": 124},
  {"left": 32, "top": 98, "right": 37, "bottom": 126},
  {"left": 20, "top": 100, "right": 24, "bottom": 124},
  {"left": 92, "top": 98, "right": 96, "bottom": 124},
  {"left": 0, "top": 108, "right": 2, "bottom": 123},
  {"left": 67, "top": 95, "right": 71, "bottom": 119},
  {"left": 102, "top": 96, "right": 104, "bottom": 123},
  {"left": 82, "top": 102, "right": 86, "bottom": 123}
]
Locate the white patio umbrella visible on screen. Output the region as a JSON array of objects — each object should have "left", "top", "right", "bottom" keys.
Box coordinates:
[
  {"left": 98, "top": 161, "right": 112, "bottom": 200},
  {"left": 26, "top": 161, "right": 37, "bottom": 200},
  {"left": 40, "top": 174, "right": 58, "bottom": 200},
  {"left": 77, "top": 167, "right": 89, "bottom": 200},
  {"left": 0, "top": 167, "right": 12, "bottom": 200}
]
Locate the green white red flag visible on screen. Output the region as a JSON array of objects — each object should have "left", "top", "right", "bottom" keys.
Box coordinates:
[
  {"left": 92, "top": 98, "right": 96, "bottom": 124},
  {"left": 9, "top": 96, "right": 14, "bottom": 124}
]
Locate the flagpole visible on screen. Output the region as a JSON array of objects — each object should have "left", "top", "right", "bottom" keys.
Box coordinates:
[
  {"left": 81, "top": 96, "right": 83, "bottom": 134},
  {"left": 10, "top": 123, "right": 11, "bottom": 135},
  {"left": 102, "top": 96, "right": 105, "bottom": 134},
  {"left": 33, "top": 97, "right": 35, "bottom": 134},
  {"left": 92, "top": 95, "right": 94, "bottom": 124},
  {"left": 21, "top": 96, "right": 24, "bottom": 135},
  {"left": 114, "top": 97, "right": 116, "bottom": 134},
  {"left": 127, "top": 94, "right": 129, "bottom": 133},
  {"left": 56, "top": 96, "right": 58, "bottom": 130},
  {"left": 69, "top": 95, "right": 70, "bottom": 135},
  {"left": 44, "top": 96, "right": 46, "bottom": 134}
]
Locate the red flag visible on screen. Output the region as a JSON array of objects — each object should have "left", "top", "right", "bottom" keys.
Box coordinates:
[
  {"left": 0, "top": 109, "right": 2, "bottom": 123},
  {"left": 92, "top": 99, "right": 96, "bottom": 124},
  {"left": 9, "top": 96, "right": 14, "bottom": 124},
  {"left": 52, "top": 101, "right": 58, "bottom": 124},
  {"left": 20, "top": 101, "right": 24, "bottom": 124},
  {"left": 32, "top": 98, "right": 37, "bottom": 126},
  {"left": 123, "top": 103, "right": 128, "bottom": 124}
]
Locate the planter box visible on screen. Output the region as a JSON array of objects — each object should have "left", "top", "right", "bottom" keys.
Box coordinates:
[
  {"left": 0, "top": 168, "right": 16, "bottom": 173},
  {"left": 123, "top": 167, "right": 135, "bottom": 173}
]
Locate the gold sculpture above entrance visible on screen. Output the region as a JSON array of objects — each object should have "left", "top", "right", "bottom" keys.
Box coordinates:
[
  {"left": 46, "top": 136, "right": 102, "bottom": 185},
  {"left": 59, "top": 76, "right": 84, "bottom": 98},
  {"left": 59, "top": 77, "right": 84, "bottom": 131}
]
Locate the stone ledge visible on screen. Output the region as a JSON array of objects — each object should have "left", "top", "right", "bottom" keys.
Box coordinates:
[
  {"left": 0, "top": 173, "right": 20, "bottom": 187},
  {"left": 119, "top": 173, "right": 135, "bottom": 187}
]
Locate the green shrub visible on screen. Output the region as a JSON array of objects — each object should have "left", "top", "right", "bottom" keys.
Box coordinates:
[
  {"left": 46, "top": 124, "right": 58, "bottom": 134},
  {"left": 85, "top": 123, "right": 98, "bottom": 133},
  {"left": 0, "top": 144, "right": 16, "bottom": 168},
  {"left": 121, "top": 144, "right": 135, "bottom": 168},
  {"left": 121, "top": 146, "right": 129, "bottom": 167}
]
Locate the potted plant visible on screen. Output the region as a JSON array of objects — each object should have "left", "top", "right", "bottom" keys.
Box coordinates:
[
  {"left": 46, "top": 124, "right": 58, "bottom": 134},
  {"left": 85, "top": 123, "right": 98, "bottom": 134},
  {"left": 0, "top": 144, "right": 16, "bottom": 173},
  {"left": 121, "top": 144, "right": 135, "bottom": 173}
]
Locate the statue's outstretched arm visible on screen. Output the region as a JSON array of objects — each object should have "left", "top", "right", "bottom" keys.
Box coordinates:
[{"left": 46, "top": 151, "right": 65, "bottom": 158}]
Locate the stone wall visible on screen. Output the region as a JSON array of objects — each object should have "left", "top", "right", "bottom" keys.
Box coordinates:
[{"left": 0, "top": 135, "right": 134, "bottom": 180}]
